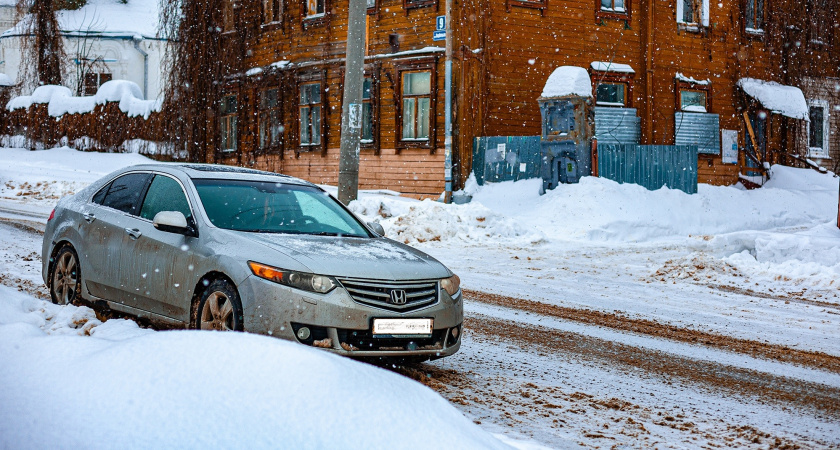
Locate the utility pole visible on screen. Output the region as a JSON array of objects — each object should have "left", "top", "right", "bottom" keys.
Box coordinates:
[
  {"left": 443, "top": 0, "right": 453, "bottom": 203},
  {"left": 337, "top": 0, "right": 367, "bottom": 205}
]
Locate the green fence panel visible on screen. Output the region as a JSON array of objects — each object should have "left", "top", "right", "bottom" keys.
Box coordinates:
[
  {"left": 472, "top": 136, "right": 542, "bottom": 185},
  {"left": 598, "top": 144, "right": 698, "bottom": 194}
]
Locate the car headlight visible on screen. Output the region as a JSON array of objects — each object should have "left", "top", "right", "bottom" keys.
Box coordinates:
[
  {"left": 248, "top": 261, "right": 336, "bottom": 294},
  {"left": 440, "top": 274, "right": 461, "bottom": 297}
]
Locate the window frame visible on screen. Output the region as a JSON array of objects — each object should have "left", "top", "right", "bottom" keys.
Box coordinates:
[
  {"left": 505, "top": 0, "right": 547, "bottom": 14},
  {"left": 675, "top": 80, "right": 712, "bottom": 113},
  {"left": 596, "top": 0, "right": 630, "bottom": 21},
  {"left": 94, "top": 172, "right": 154, "bottom": 217},
  {"left": 807, "top": 0, "right": 832, "bottom": 47},
  {"left": 404, "top": 0, "right": 437, "bottom": 12},
  {"left": 340, "top": 66, "right": 380, "bottom": 154},
  {"left": 262, "top": 0, "right": 283, "bottom": 29},
  {"left": 296, "top": 71, "right": 327, "bottom": 154},
  {"left": 807, "top": 99, "right": 830, "bottom": 159},
  {"left": 82, "top": 72, "right": 112, "bottom": 96},
  {"left": 301, "top": 0, "right": 329, "bottom": 28},
  {"left": 676, "top": 0, "right": 710, "bottom": 30},
  {"left": 219, "top": 94, "right": 238, "bottom": 153},
  {"left": 742, "top": 0, "right": 765, "bottom": 36},
  {"left": 396, "top": 59, "right": 437, "bottom": 152},
  {"left": 258, "top": 87, "right": 284, "bottom": 154},
  {"left": 590, "top": 69, "right": 634, "bottom": 108}
]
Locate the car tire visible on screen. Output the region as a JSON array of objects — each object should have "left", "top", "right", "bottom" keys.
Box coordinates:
[
  {"left": 193, "top": 279, "right": 244, "bottom": 332},
  {"left": 49, "top": 245, "right": 81, "bottom": 306}
]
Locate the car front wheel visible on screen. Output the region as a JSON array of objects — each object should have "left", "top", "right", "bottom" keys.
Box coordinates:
[
  {"left": 50, "top": 245, "right": 81, "bottom": 305},
  {"left": 193, "top": 279, "right": 244, "bottom": 332}
]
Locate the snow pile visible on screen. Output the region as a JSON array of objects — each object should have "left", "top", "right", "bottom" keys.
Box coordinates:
[
  {"left": 350, "top": 195, "right": 544, "bottom": 246},
  {"left": 591, "top": 61, "right": 634, "bottom": 73},
  {"left": 737, "top": 78, "right": 809, "bottom": 120},
  {"left": 6, "top": 81, "right": 161, "bottom": 118},
  {"left": 675, "top": 72, "right": 710, "bottom": 85},
  {"left": 0, "top": 146, "right": 153, "bottom": 207},
  {"left": 0, "top": 73, "right": 14, "bottom": 86},
  {"left": 540, "top": 66, "right": 592, "bottom": 99},
  {"left": 94, "top": 80, "right": 162, "bottom": 118},
  {"left": 0, "top": 285, "right": 507, "bottom": 449}
]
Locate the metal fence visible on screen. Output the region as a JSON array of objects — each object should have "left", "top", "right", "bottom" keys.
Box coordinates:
[
  {"left": 597, "top": 144, "right": 699, "bottom": 194},
  {"left": 472, "top": 136, "right": 542, "bottom": 184}
]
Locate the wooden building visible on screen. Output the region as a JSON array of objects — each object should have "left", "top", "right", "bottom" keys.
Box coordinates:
[{"left": 211, "top": 0, "right": 838, "bottom": 196}]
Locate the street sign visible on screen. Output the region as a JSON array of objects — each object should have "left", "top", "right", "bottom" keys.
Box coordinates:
[{"left": 433, "top": 15, "right": 445, "bottom": 41}]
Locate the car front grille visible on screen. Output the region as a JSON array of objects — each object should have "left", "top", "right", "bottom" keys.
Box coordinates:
[
  {"left": 337, "top": 328, "right": 448, "bottom": 351},
  {"left": 337, "top": 278, "right": 439, "bottom": 312}
]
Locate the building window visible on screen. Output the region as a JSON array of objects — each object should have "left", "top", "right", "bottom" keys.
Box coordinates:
[
  {"left": 305, "top": 0, "right": 324, "bottom": 17},
  {"left": 361, "top": 78, "right": 374, "bottom": 143},
  {"left": 405, "top": 0, "right": 437, "bottom": 10},
  {"left": 808, "top": 100, "right": 830, "bottom": 158},
  {"left": 223, "top": 0, "right": 235, "bottom": 32},
  {"left": 595, "top": 83, "right": 627, "bottom": 106},
  {"left": 807, "top": 0, "right": 831, "bottom": 45},
  {"left": 680, "top": 89, "right": 708, "bottom": 112},
  {"left": 82, "top": 72, "right": 111, "bottom": 96},
  {"left": 220, "top": 95, "right": 238, "bottom": 152},
  {"left": 597, "top": 0, "right": 629, "bottom": 20},
  {"left": 263, "top": 0, "right": 281, "bottom": 23},
  {"left": 299, "top": 82, "right": 321, "bottom": 147},
  {"left": 744, "top": 0, "right": 764, "bottom": 33},
  {"left": 676, "top": 0, "right": 709, "bottom": 28},
  {"left": 259, "top": 88, "right": 282, "bottom": 152},
  {"left": 401, "top": 72, "right": 431, "bottom": 141}
]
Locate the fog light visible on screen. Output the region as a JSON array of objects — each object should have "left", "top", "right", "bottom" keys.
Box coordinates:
[
  {"left": 451, "top": 327, "right": 460, "bottom": 339},
  {"left": 297, "top": 326, "right": 311, "bottom": 340}
]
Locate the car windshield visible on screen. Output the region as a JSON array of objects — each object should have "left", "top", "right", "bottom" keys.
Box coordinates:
[{"left": 192, "top": 179, "right": 370, "bottom": 237}]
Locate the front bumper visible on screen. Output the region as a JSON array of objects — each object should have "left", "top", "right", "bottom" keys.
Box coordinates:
[{"left": 238, "top": 275, "right": 463, "bottom": 359}]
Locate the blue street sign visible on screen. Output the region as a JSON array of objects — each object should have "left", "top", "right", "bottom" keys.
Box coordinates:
[{"left": 433, "top": 30, "right": 446, "bottom": 41}]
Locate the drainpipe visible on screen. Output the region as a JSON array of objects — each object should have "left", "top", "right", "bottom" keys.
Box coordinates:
[
  {"left": 643, "top": 0, "right": 654, "bottom": 144},
  {"left": 132, "top": 36, "right": 148, "bottom": 99}
]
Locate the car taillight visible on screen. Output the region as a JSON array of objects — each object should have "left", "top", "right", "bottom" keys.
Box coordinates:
[{"left": 48, "top": 209, "right": 55, "bottom": 221}]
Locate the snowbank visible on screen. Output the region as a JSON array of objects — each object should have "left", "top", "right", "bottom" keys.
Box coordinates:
[
  {"left": 0, "top": 286, "right": 507, "bottom": 449},
  {"left": 0, "top": 73, "right": 14, "bottom": 86},
  {"left": 737, "top": 78, "right": 809, "bottom": 120},
  {"left": 591, "top": 61, "right": 634, "bottom": 73},
  {"left": 540, "top": 66, "right": 592, "bottom": 99}
]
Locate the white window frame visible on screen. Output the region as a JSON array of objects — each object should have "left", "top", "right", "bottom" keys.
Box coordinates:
[
  {"left": 807, "top": 99, "right": 830, "bottom": 159},
  {"left": 676, "top": 0, "right": 710, "bottom": 27}
]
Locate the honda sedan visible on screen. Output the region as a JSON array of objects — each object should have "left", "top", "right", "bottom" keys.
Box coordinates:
[{"left": 43, "top": 164, "right": 462, "bottom": 361}]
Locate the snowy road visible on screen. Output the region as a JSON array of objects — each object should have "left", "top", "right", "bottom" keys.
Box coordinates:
[{"left": 2, "top": 218, "right": 838, "bottom": 449}]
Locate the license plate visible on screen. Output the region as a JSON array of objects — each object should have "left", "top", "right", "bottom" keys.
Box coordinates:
[{"left": 372, "top": 318, "right": 433, "bottom": 337}]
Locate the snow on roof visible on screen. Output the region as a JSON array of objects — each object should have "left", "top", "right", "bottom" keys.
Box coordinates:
[
  {"left": 675, "top": 72, "right": 710, "bottom": 85},
  {"left": 590, "top": 61, "right": 635, "bottom": 74},
  {"left": 540, "top": 66, "right": 592, "bottom": 99},
  {"left": 0, "top": 73, "right": 14, "bottom": 86},
  {"left": 3, "top": 0, "right": 160, "bottom": 39},
  {"left": 737, "top": 78, "right": 809, "bottom": 120}
]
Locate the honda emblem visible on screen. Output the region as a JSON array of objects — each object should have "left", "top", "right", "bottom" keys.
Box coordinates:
[{"left": 389, "top": 289, "right": 407, "bottom": 305}]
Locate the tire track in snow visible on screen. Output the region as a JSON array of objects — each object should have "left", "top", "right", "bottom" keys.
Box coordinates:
[{"left": 466, "top": 289, "right": 840, "bottom": 374}]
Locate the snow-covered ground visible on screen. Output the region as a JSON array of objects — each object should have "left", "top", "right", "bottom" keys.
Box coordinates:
[{"left": 1, "top": 146, "right": 839, "bottom": 448}]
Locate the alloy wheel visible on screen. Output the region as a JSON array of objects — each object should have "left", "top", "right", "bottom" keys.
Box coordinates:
[{"left": 200, "top": 291, "right": 235, "bottom": 331}]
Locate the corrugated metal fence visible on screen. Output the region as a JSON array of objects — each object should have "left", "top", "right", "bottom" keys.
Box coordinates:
[
  {"left": 674, "top": 112, "right": 720, "bottom": 155},
  {"left": 598, "top": 144, "right": 699, "bottom": 194},
  {"left": 472, "top": 136, "right": 542, "bottom": 184},
  {"left": 594, "top": 107, "right": 641, "bottom": 145}
]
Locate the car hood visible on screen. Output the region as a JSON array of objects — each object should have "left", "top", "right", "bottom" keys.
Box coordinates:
[{"left": 242, "top": 233, "right": 451, "bottom": 281}]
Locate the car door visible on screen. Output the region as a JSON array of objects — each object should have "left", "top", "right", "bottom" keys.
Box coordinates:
[
  {"left": 117, "top": 173, "right": 201, "bottom": 320},
  {"left": 82, "top": 172, "right": 153, "bottom": 304}
]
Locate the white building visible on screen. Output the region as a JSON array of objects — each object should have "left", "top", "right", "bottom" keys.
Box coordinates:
[{"left": 0, "top": 0, "right": 167, "bottom": 100}]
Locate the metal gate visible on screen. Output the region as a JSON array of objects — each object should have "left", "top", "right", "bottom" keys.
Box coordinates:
[
  {"left": 472, "top": 136, "right": 542, "bottom": 185},
  {"left": 598, "top": 144, "right": 699, "bottom": 194}
]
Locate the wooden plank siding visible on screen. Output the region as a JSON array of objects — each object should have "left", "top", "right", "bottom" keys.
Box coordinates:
[{"left": 219, "top": 0, "right": 837, "bottom": 193}]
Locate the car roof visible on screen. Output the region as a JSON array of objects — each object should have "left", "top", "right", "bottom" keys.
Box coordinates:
[{"left": 124, "top": 163, "right": 316, "bottom": 187}]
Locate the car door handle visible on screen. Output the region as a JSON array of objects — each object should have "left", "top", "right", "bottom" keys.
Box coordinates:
[
  {"left": 125, "top": 228, "right": 142, "bottom": 239},
  {"left": 83, "top": 213, "right": 96, "bottom": 223}
]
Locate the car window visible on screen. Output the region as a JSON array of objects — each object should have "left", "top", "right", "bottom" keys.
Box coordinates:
[
  {"left": 139, "top": 175, "right": 192, "bottom": 221},
  {"left": 92, "top": 182, "right": 110, "bottom": 205},
  {"left": 192, "top": 179, "right": 370, "bottom": 237},
  {"left": 99, "top": 173, "right": 152, "bottom": 215}
]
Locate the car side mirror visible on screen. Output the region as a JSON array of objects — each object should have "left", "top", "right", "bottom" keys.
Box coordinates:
[
  {"left": 154, "top": 211, "right": 197, "bottom": 237},
  {"left": 367, "top": 221, "right": 385, "bottom": 237}
]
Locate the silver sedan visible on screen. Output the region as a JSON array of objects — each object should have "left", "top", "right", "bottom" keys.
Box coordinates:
[{"left": 42, "top": 164, "right": 462, "bottom": 361}]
